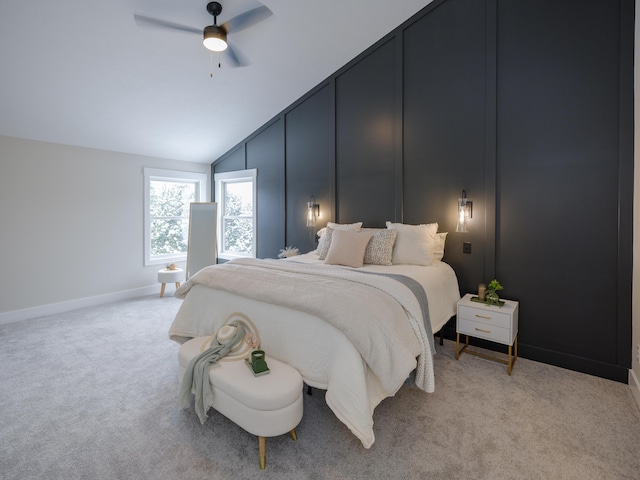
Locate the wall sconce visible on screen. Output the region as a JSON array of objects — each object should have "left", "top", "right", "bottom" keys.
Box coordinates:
[
  {"left": 306, "top": 195, "right": 320, "bottom": 227},
  {"left": 456, "top": 190, "right": 472, "bottom": 233}
]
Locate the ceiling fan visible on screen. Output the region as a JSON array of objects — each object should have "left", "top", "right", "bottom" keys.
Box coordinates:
[{"left": 134, "top": 1, "right": 272, "bottom": 67}]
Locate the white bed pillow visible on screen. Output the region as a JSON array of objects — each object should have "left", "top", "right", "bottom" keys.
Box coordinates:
[
  {"left": 327, "top": 222, "right": 363, "bottom": 231},
  {"left": 317, "top": 222, "right": 363, "bottom": 259},
  {"left": 363, "top": 229, "right": 397, "bottom": 266},
  {"left": 386, "top": 221, "right": 438, "bottom": 235},
  {"left": 324, "top": 230, "right": 373, "bottom": 268},
  {"left": 385, "top": 221, "right": 438, "bottom": 266},
  {"left": 432, "top": 232, "right": 447, "bottom": 262}
]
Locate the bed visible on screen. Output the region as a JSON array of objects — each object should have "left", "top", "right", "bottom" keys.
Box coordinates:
[{"left": 169, "top": 222, "right": 460, "bottom": 448}]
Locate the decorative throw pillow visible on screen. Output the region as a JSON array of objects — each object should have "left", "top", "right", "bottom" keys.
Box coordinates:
[
  {"left": 317, "top": 222, "right": 363, "bottom": 259},
  {"left": 318, "top": 227, "right": 335, "bottom": 259},
  {"left": 363, "top": 229, "right": 397, "bottom": 266},
  {"left": 385, "top": 222, "right": 438, "bottom": 266},
  {"left": 432, "top": 232, "right": 447, "bottom": 262},
  {"left": 324, "top": 230, "right": 373, "bottom": 268},
  {"left": 312, "top": 227, "right": 328, "bottom": 254}
]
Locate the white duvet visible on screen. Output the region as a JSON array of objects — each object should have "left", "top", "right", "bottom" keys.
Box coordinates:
[{"left": 169, "top": 253, "right": 460, "bottom": 448}]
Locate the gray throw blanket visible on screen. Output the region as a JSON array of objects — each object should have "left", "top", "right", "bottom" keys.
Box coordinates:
[
  {"left": 356, "top": 270, "right": 435, "bottom": 355},
  {"left": 179, "top": 322, "right": 246, "bottom": 424}
]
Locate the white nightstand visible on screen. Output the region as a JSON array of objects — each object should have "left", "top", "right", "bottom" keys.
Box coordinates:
[{"left": 456, "top": 293, "right": 519, "bottom": 375}]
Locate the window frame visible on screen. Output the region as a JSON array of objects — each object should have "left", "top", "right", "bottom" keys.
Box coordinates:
[
  {"left": 143, "top": 168, "right": 208, "bottom": 267},
  {"left": 214, "top": 169, "right": 257, "bottom": 261}
]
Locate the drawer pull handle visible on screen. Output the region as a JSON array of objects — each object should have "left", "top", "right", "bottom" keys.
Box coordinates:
[
  {"left": 475, "top": 327, "right": 491, "bottom": 334},
  {"left": 475, "top": 314, "right": 491, "bottom": 320}
]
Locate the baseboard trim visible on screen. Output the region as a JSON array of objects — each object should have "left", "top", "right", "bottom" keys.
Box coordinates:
[
  {"left": 441, "top": 328, "right": 631, "bottom": 384},
  {"left": 630, "top": 369, "right": 640, "bottom": 412},
  {"left": 517, "top": 343, "right": 630, "bottom": 383},
  {"left": 0, "top": 285, "right": 160, "bottom": 325}
]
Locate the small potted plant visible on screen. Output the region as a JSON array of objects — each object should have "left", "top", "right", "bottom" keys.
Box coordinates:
[{"left": 485, "top": 279, "right": 503, "bottom": 306}]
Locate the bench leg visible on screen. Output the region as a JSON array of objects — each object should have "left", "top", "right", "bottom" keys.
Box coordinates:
[
  {"left": 258, "top": 429, "right": 297, "bottom": 469},
  {"left": 159, "top": 283, "right": 166, "bottom": 298},
  {"left": 259, "top": 436, "right": 266, "bottom": 470}
]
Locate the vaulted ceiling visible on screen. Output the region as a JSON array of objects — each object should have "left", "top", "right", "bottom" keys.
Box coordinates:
[{"left": 0, "top": 0, "right": 433, "bottom": 163}]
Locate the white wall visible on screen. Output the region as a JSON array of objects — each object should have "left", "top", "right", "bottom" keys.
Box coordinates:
[
  {"left": 0, "top": 135, "right": 209, "bottom": 321},
  {"left": 631, "top": 0, "right": 640, "bottom": 410}
]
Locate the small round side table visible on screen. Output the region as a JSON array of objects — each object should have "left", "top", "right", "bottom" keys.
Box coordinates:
[{"left": 157, "top": 268, "right": 184, "bottom": 298}]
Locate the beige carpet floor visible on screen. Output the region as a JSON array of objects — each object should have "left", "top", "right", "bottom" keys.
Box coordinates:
[{"left": 1, "top": 294, "right": 639, "bottom": 479}]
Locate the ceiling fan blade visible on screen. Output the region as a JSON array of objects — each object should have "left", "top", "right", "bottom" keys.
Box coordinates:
[
  {"left": 224, "top": 44, "right": 249, "bottom": 68},
  {"left": 221, "top": 5, "right": 272, "bottom": 34},
  {"left": 133, "top": 14, "right": 201, "bottom": 35}
]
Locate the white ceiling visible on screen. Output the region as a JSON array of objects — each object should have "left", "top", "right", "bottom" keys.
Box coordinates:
[{"left": 0, "top": 0, "right": 433, "bottom": 164}]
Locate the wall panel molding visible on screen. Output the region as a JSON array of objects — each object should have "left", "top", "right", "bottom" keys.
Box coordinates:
[{"left": 212, "top": 0, "right": 634, "bottom": 382}]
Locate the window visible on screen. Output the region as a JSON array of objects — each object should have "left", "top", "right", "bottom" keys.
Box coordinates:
[
  {"left": 144, "top": 168, "right": 208, "bottom": 266},
  {"left": 215, "top": 169, "right": 257, "bottom": 260}
]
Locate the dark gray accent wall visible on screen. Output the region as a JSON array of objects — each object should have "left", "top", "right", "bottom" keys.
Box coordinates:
[
  {"left": 246, "top": 119, "right": 285, "bottom": 259},
  {"left": 403, "top": 0, "right": 488, "bottom": 294},
  {"left": 284, "top": 84, "right": 334, "bottom": 253},
  {"left": 335, "top": 38, "right": 398, "bottom": 227},
  {"left": 212, "top": 0, "right": 633, "bottom": 383},
  {"left": 495, "top": 0, "right": 633, "bottom": 379},
  {"left": 212, "top": 145, "right": 245, "bottom": 174}
]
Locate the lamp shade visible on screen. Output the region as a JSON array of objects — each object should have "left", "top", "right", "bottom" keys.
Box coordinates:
[
  {"left": 455, "top": 200, "right": 468, "bottom": 232},
  {"left": 203, "top": 25, "right": 228, "bottom": 52},
  {"left": 455, "top": 190, "right": 471, "bottom": 233},
  {"left": 306, "top": 195, "right": 319, "bottom": 227}
]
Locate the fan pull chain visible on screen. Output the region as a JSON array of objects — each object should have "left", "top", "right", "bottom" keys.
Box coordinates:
[{"left": 209, "top": 53, "right": 222, "bottom": 78}]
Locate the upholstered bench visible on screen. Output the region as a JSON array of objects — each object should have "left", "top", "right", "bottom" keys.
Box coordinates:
[{"left": 178, "top": 336, "right": 303, "bottom": 469}]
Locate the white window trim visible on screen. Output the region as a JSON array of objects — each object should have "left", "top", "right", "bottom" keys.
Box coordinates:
[
  {"left": 215, "top": 169, "right": 257, "bottom": 261},
  {"left": 144, "top": 168, "right": 208, "bottom": 266}
]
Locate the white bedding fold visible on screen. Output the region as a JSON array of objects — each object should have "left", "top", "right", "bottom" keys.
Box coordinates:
[{"left": 173, "top": 258, "right": 423, "bottom": 395}]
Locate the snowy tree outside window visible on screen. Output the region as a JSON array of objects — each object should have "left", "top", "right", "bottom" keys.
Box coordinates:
[
  {"left": 215, "top": 169, "right": 257, "bottom": 260},
  {"left": 150, "top": 180, "right": 195, "bottom": 257},
  {"left": 143, "top": 168, "right": 207, "bottom": 266}
]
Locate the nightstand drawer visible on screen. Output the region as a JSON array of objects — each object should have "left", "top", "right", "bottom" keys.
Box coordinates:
[
  {"left": 457, "top": 305, "right": 512, "bottom": 329},
  {"left": 457, "top": 318, "right": 511, "bottom": 344}
]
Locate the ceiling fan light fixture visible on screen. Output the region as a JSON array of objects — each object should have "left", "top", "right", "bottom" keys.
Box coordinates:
[{"left": 203, "top": 25, "right": 228, "bottom": 52}]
